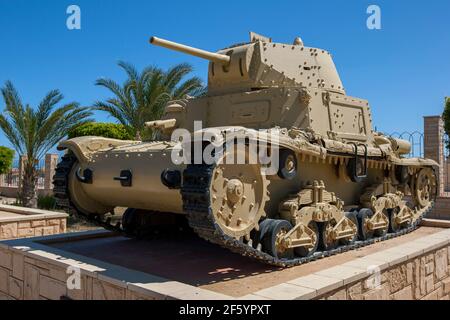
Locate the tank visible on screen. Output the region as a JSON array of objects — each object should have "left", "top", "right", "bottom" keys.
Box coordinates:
[{"left": 53, "top": 32, "right": 438, "bottom": 266}]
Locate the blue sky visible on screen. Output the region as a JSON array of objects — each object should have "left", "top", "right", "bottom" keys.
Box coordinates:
[{"left": 0, "top": 0, "right": 449, "bottom": 151}]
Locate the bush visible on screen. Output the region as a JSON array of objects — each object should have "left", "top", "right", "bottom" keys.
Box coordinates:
[
  {"left": 443, "top": 97, "right": 450, "bottom": 133},
  {"left": 443, "top": 97, "right": 450, "bottom": 149},
  {"left": 0, "top": 146, "right": 14, "bottom": 174},
  {"left": 68, "top": 122, "right": 133, "bottom": 140},
  {"left": 37, "top": 195, "right": 57, "bottom": 210}
]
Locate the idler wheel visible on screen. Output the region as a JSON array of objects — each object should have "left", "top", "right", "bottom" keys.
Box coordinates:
[{"left": 414, "top": 168, "right": 437, "bottom": 208}]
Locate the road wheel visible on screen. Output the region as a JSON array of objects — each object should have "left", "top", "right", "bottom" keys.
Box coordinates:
[
  {"left": 294, "top": 221, "right": 319, "bottom": 258},
  {"left": 357, "top": 208, "right": 374, "bottom": 241},
  {"left": 340, "top": 212, "right": 359, "bottom": 245},
  {"left": 374, "top": 209, "right": 389, "bottom": 237},
  {"left": 320, "top": 219, "right": 339, "bottom": 251},
  {"left": 122, "top": 208, "right": 138, "bottom": 236},
  {"left": 388, "top": 207, "right": 402, "bottom": 233},
  {"left": 260, "top": 219, "right": 294, "bottom": 260}
]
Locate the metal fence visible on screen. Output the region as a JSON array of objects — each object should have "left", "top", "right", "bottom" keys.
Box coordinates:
[
  {"left": 0, "top": 158, "right": 46, "bottom": 189},
  {"left": 388, "top": 130, "right": 450, "bottom": 193},
  {"left": 0, "top": 158, "right": 20, "bottom": 187},
  {"left": 387, "top": 131, "right": 424, "bottom": 158}
]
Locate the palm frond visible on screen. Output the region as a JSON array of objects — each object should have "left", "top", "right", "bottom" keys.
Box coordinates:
[
  {"left": 173, "top": 77, "right": 204, "bottom": 98},
  {"left": 0, "top": 81, "right": 91, "bottom": 160},
  {"left": 94, "top": 62, "right": 205, "bottom": 140},
  {"left": 118, "top": 61, "right": 139, "bottom": 81},
  {"left": 163, "top": 63, "right": 193, "bottom": 91},
  {"left": 36, "top": 90, "right": 63, "bottom": 127}
]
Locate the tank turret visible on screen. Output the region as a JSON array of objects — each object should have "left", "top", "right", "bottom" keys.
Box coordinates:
[
  {"left": 150, "top": 32, "right": 345, "bottom": 96},
  {"left": 151, "top": 33, "right": 371, "bottom": 144}
]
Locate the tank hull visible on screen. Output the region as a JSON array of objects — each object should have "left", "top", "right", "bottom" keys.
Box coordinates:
[
  {"left": 57, "top": 131, "right": 437, "bottom": 217},
  {"left": 77, "top": 152, "right": 184, "bottom": 214},
  {"left": 58, "top": 137, "right": 185, "bottom": 214}
]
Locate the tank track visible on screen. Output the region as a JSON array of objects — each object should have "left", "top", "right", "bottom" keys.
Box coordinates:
[
  {"left": 53, "top": 154, "right": 123, "bottom": 233},
  {"left": 54, "top": 154, "right": 433, "bottom": 267},
  {"left": 181, "top": 163, "right": 433, "bottom": 267}
]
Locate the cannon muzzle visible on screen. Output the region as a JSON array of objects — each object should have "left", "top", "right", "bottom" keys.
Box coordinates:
[{"left": 150, "top": 36, "right": 230, "bottom": 65}]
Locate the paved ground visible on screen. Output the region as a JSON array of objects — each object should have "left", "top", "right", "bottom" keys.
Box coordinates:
[{"left": 48, "top": 226, "right": 442, "bottom": 297}]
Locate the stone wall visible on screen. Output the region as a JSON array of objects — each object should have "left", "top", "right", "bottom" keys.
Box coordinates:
[
  {"left": 0, "top": 205, "right": 67, "bottom": 240},
  {"left": 249, "top": 228, "right": 450, "bottom": 300},
  {"left": 0, "top": 251, "right": 152, "bottom": 300},
  {"left": 1, "top": 228, "right": 449, "bottom": 300},
  {"left": 318, "top": 247, "right": 450, "bottom": 300},
  {"left": 0, "top": 218, "right": 66, "bottom": 240},
  {"left": 0, "top": 231, "right": 229, "bottom": 300}
]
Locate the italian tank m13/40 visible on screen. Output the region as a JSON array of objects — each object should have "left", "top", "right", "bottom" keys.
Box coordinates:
[{"left": 54, "top": 32, "right": 437, "bottom": 266}]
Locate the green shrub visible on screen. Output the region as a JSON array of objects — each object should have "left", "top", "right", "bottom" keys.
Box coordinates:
[
  {"left": 443, "top": 97, "right": 450, "bottom": 149},
  {"left": 0, "top": 146, "right": 14, "bottom": 174},
  {"left": 68, "top": 122, "right": 133, "bottom": 140},
  {"left": 37, "top": 195, "right": 57, "bottom": 210},
  {"left": 443, "top": 97, "right": 450, "bottom": 133}
]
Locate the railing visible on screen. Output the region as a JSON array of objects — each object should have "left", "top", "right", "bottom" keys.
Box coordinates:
[
  {"left": 385, "top": 129, "right": 450, "bottom": 193},
  {"left": 0, "top": 158, "right": 20, "bottom": 187},
  {"left": 0, "top": 155, "right": 58, "bottom": 197},
  {"left": 386, "top": 131, "right": 424, "bottom": 158}
]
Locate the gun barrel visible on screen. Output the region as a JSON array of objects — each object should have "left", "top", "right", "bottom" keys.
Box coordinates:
[{"left": 150, "top": 36, "right": 230, "bottom": 65}]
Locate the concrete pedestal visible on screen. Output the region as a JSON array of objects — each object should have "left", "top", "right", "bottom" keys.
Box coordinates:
[{"left": 0, "top": 222, "right": 450, "bottom": 300}]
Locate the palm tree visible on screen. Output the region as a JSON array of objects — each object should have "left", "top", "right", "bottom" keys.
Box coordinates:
[
  {"left": 0, "top": 81, "right": 92, "bottom": 208},
  {"left": 94, "top": 61, "right": 205, "bottom": 140}
]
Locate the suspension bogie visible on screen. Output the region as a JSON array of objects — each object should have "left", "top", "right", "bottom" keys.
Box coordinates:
[{"left": 258, "top": 164, "right": 436, "bottom": 260}]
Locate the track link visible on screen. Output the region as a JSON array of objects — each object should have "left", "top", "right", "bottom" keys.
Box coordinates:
[{"left": 53, "top": 154, "right": 122, "bottom": 233}]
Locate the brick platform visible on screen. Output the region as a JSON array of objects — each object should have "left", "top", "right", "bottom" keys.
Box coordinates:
[
  {"left": 0, "top": 205, "right": 67, "bottom": 240},
  {"left": 0, "top": 222, "right": 449, "bottom": 300},
  {"left": 0, "top": 231, "right": 228, "bottom": 300},
  {"left": 247, "top": 227, "right": 450, "bottom": 300}
]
